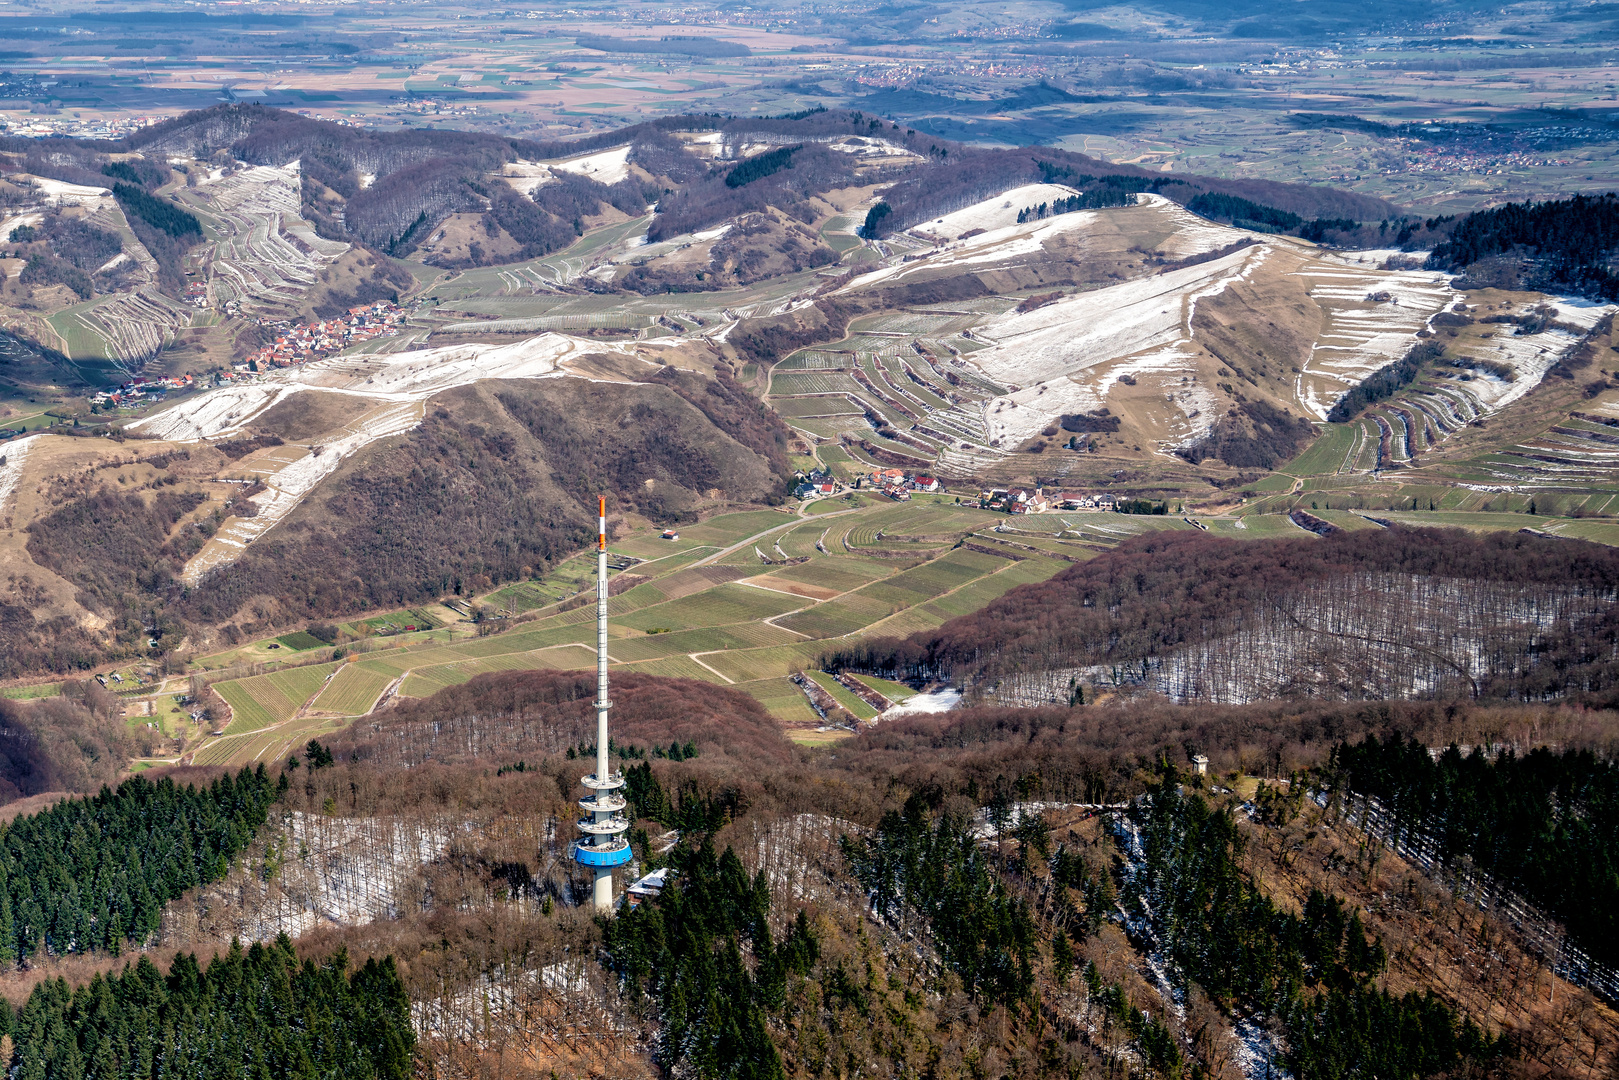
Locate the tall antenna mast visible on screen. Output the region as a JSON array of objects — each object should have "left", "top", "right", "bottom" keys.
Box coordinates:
[{"left": 574, "top": 495, "right": 631, "bottom": 909}]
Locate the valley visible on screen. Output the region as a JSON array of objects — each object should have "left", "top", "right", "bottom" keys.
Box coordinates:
[{"left": 0, "top": 5, "right": 1616, "bottom": 1072}]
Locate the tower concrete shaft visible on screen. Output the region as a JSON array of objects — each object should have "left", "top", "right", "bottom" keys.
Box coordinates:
[{"left": 574, "top": 496, "right": 631, "bottom": 908}]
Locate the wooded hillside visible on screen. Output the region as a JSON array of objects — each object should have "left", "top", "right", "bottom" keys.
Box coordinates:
[{"left": 825, "top": 527, "right": 1619, "bottom": 704}]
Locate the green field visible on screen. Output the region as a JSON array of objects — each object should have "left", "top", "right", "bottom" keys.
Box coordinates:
[
  {"left": 805, "top": 672, "right": 877, "bottom": 720},
  {"left": 182, "top": 496, "right": 1475, "bottom": 765},
  {"left": 276, "top": 631, "right": 328, "bottom": 651},
  {"left": 1, "top": 683, "right": 60, "bottom": 700},
  {"left": 311, "top": 664, "right": 395, "bottom": 715},
  {"left": 1281, "top": 424, "right": 1359, "bottom": 477},
  {"left": 217, "top": 677, "right": 291, "bottom": 734},
  {"left": 851, "top": 674, "right": 916, "bottom": 703}
]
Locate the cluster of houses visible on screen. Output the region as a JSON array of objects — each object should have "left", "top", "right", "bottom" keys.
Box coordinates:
[
  {"left": 979, "top": 487, "right": 1119, "bottom": 514},
  {"left": 793, "top": 468, "right": 841, "bottom": 499},
  {"left": 850, "top": 467, "right": 941, "bottom": 501},
  {"left": 92, "top": 373, "right": 195, "bottom": 410},
  {"left": 792, "top": 468, "right": 945, "bottom": 501},
  {"left": 234, "top": 302, "right": 406, "bottom": 372}
]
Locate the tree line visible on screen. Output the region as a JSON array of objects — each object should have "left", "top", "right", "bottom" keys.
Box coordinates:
[
  {"left": 823, "top": 526, "right": 1619, "bottom": 706},
  {"left": 1014, "top": 185, "right": 1136, "bottom": 223},
  {"left": 0, "top": 766, "right": 280, "bottom": 961},
  {"left": 0, "top": 936, "right": 414, "bottom": 1080},
  {"left": 1327, "top": 340, "right": 1445, "bottom": 422},
  {"left": 1330, "top": 734, "right": 1619, "bottom": 968}
]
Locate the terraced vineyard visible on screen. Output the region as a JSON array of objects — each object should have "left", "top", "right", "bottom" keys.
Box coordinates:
[{"left": 179, "top": 163, "right": 351, "bottom": 316}]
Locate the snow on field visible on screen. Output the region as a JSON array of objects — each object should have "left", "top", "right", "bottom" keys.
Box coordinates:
[
  {"left": 550, "top": 146, "right": 632, "bottom": 185},
  {"left": 1140, "top": 193, "right": 1261, "bottom": 257},
  {"left": 841, "top": 209, "right": 1099, "bottom": 292},
  {"left": 75, "top": 289, "right": 192, "bottom": 363},
  {"left": 0, "top": 433, "right": 37, "bottom": 524},
  {"left": 502, "top": 160, "right": 554, "bottom": 195},
  {"left": 824, "top": 135, "right": 920, "bottom": 159},
  {"left": 917, "top": 184, "right": 1085, "bottom": 239},
  {"left": 135, "top": 333, "right": 588, "bottom": 441},
  {"left": 949, "top": 244, "right": 1266, "bottom": 449},
  {"left": 0, "top": 210, "right": 41, "bottom": 239},
  {"left": 27, "top": 175, "right": 110, "bottom": 205},
  {"left": 1545, "top": 296, "right": 1616, "bottom": 331},
  {"left": 973, "top": 244, "right": 1262, "bottom": 386},
  {"left": 880, "top": 687, "right": 962, "bottom": 718},
  {"left": 1292, "top": 261, "right": 1457, "bottom": 419}
]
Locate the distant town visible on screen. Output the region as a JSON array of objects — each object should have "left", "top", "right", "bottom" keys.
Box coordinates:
[
  {"left": 797, "top": 466, "right": 1162, "bottom": 514},
  {"left": 234, "top": 302, "right": 407, "bottom": 372}
]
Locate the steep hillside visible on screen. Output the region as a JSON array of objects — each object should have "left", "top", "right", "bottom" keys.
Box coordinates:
[{"left": 0, "top": 364, "right": 787, "bottom": 675}]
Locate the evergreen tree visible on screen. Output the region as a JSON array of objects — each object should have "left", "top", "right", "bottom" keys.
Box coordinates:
[{"left": 0, "top": 766, "right": 280, "bottom": 961}]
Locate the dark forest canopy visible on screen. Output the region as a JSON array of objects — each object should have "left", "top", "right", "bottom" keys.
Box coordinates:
[
  {"left": 1428, "top": 192, "right": 1619, "bottom": 300},
  {"left": 1, "top": 937, "right": 414, "bottom": 1080},
  {"left": 825, "top": 526, "right": 1619, "bottom": 704},
  {"left": 1331, "top": 735, "right": 1619, "bottom": 968},
  {"left": 0, "top": 766, "right": 279, "bottom": 961}
]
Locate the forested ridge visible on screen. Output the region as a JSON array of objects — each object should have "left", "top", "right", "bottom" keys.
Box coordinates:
[
  {"left": 1331, "top": 735, "right": 1619, "bottom": 968},
  {"left": 0, "top": 766, "right": 279, "bottom": 960},
  {"left": 826, "top": 527, "right": 1619, "bottom": 704},
  {"left": 0, "top": 937, "right": 413, "bottom": 1080},
  {"left": 1428, "top": 192, "right": 1619, "bottom": 300},
  {"left": 0, "top": 667, "right": 1601, "bottom": 1079}
]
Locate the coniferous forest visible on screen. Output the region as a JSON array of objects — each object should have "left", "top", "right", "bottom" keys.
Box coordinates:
[
  {"left": 1332, "top": 736, "right": 1619, "bottom": 968},
  {"left": 0, "top": 767, "right": 281, "bottom": 961},
  {"left": 0, "top": 936, "right": 414, "bottom": 1080},
  {"left": 1131, "top": 777, "right": 1507, "bottom": 1080}
]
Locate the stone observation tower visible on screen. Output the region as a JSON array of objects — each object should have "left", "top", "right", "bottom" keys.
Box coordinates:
[{"left": 573, "top": 495, "right": 633, "bottom": 908}]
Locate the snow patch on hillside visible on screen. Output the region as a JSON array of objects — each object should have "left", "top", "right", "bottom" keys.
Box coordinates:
[
  {"left": 840, "top": 209, "right": 1099, "bottom": 291},
  {"left": 0, "top": 433, "right": 37, "bottom": 524},
  {"left": 133, "top": 333, "right": 587, "bottom": 442},
  {"left": 131, "top": 333, "right": 627, "bottom": 580},
  {"left": 185, "top": 400, "right": 424, "bottom": 584},
  {"left": 954, "top": 244, "right": 1265, "bottom": 450},
  {"left": 918, "top": 183, "right": 1085, "bottom": 239},
  {"left": 971, "top": 244, "right": 1261, "bottom": 388},
  {"left": 1292, "top": 263, "right": 1457, "bottom": 419},
  {"left": 550, "top": 146, "right": 632, "bottom": 185}
]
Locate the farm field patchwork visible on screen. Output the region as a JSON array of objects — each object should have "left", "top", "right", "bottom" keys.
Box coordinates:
[{"left": 179, "top": 480, "right": 1619, "bottom": 766}]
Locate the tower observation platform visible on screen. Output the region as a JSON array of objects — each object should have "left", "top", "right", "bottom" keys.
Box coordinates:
[{"left": 573, "top": 497, "right": 633, "bottom": 907}]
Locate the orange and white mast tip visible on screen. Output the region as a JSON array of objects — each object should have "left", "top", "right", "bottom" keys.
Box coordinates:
[{"left": 598, "top": 496, "right": 606, "bottom": 551}]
